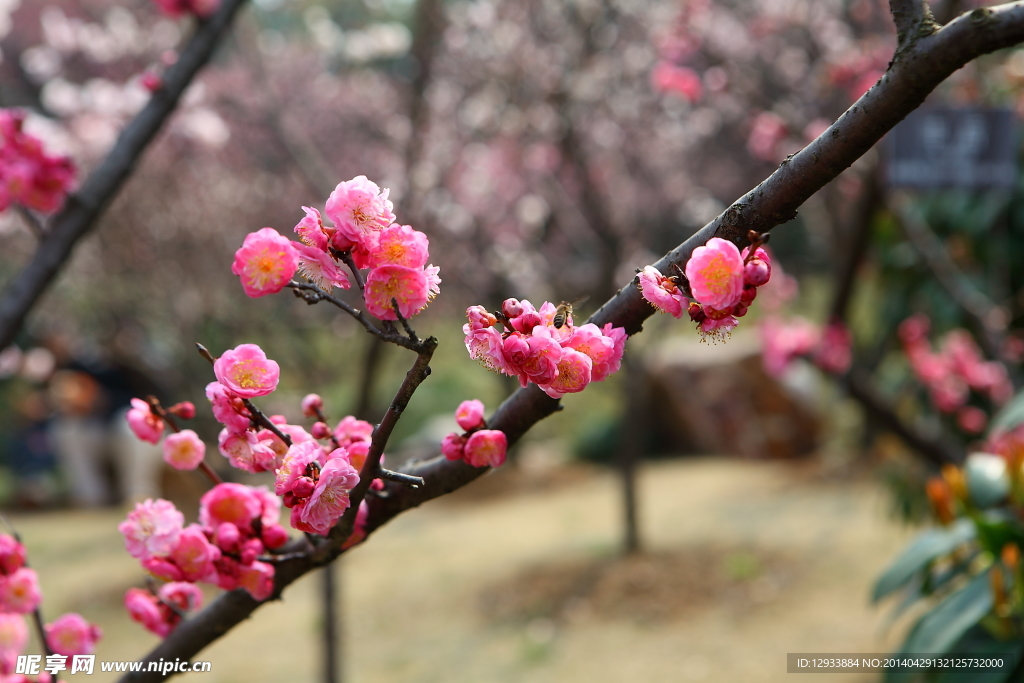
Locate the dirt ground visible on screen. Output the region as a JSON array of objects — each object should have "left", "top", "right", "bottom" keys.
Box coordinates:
[{"left": 11, "top": 456, "right": 916, "bottom": 682}]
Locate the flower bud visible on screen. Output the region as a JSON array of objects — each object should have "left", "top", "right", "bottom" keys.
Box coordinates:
[
  {"left": 168, "top": 402, "right": 196, "bottom": 419},
  {"left": 441, "top": 433, "right": 466, "bottom": 461},
  {"left": 215, "top": 522, "right": 241, "bottom": 553},
  {"left": 301, "top": 394, "right": 323, "bottom": 418},
  {"left": 687, "top": 302, "right": 706, "bottom": 323},
  {"left": 502, "top": 298, "right": 523, "bottom": 318},
  {"left": 262, "top": 523, "right": 289, "bottom": 550},
  {"left": 744, "top": 258, "right": 771, "bottom": 287},
  {"left": 311, "top": 421, "right": 331, "bottom": 440},
  {"left": 512, "top": 311, "right": 542, "bottom": 334},
  {"left": 740, "top": 285, "right": 757, "bottom": 305},
  {"left": 292, "top": 476, "right": 316, "bottom": 499}
]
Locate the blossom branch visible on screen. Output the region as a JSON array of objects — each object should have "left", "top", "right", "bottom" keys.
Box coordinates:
[
  {"left": 286, "top": 281, "right": 426, "bottom": 352},
  {"left": 890, "top": 0, "right": 939, "bottom": 53},
  {"left": 117, "top": 5, "right": 1024, "bottom": 679},
  {"left": 145, "top": 396, "right": 223, "bottom": 486},
  {"left": 336, "top": 250, "right": 366, "bottom": 295},
  {"left": 0, "top": 0, "right": 251, "bottom": 352},
  {"left": 14, "top": 205, "right": 45, "bottom": 240},
  {"left": 391, "top": 298, "right": 420, "bottom": 342}
]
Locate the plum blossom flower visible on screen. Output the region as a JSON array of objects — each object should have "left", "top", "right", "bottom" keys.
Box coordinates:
[
  {"left": 0, "top": 613, "right": 27, "bottom": 675},
  {"left": 119, "top": 499, "right": 184, "bottom": 560},
  {"left": 213, "top": 344, "right": 280, "bottom": 398},
  {"left": 0, "top": 568, "right": 41, "bottom": 614},
  {"left": 0, "top": 535, "right": 25, "bottom": 576},
  {"left": 45, "top": 614, "right": 101, "bottom": 656},
  {"left": 455, "top": 400, "right": 485, "bottom": 431},
  {"left": 441, "top": 433, "right": 467, "bottom": 460},
  {"left": 364, "top": 264, "right": 430, "bottom": 320},
  {"left": 295, "top": 243, "right": 351, "bottom": 291},
  {"left": 463, "top": 430, "right": 508, "bottom": 468},
  {"left": 126, "top": 398, "right": 165, "bottom": 444},
  {"left": 301, "top": 394, "right": 323, "bottom": 418},
  {"left": 199, "top": 483, "right": 262, "bottom": 530},
  {"left": 294, "top": 206, "right": 329, "bottom": 251},
  {"left": 294, "top": 456, "right": 360, "bottom": 535},
  {"left": 125, "top": 588, "right": 168, "bottom": 637},
  {"left": 0, "top": 109, "right": 75, "bottom": 214},
  {"left": 539, "top": 347, "right": 593, "bottom": 399},
  {"left": 325, "top": 176, "right": 396, "bottom": 246},
  {"left": 334, "top": 416, "right": 373, "bottom": 447},
  {"left": 638, "top": 266, "right": 688, "bottom": 318},
  {"left": 231, "top": 228, "right": 299, "bottom": 298},
  {"left": 162, "top": 430, "right": 206, "bottom": 470},
  {"left": 369, "top": 224, "right": 430, "bottom": 268},
  {"left": 206, "top": 381, "right": 251, "bottom": 433},
  {"left": 698, "top": 315, "right": 738, "bottom": 344},
  {"left": 686, "top": 238, "right": 745, "bottom": 310}
]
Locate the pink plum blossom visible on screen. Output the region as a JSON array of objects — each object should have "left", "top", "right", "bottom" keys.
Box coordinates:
[
  {"left": 698, "top": 315, "right": 738, "bottom": 344},
  {"left": 455, "top": 400, "right": 486, "bottom": 431},
  {"left": 159, "top": 582, "right": 203, "bottom": 614},
  {"left": 441, "top": 433, "right": 467, "bottom": 461},
  {"left": 294, "top": 206, "right": 329, "bottom": 252},
  {"left": 364, "top": 264, "right": 430, "bottom": 320},
  {"left": 465, "top": 326, "right": 511, "bottom": 374},
  {"left": 369, "top": 224, "right": 430, "bottom": 268},
  {"left": 162, "top": 429, "right": 206, "bottom": 470},
  {"left": 199, "top": 483, "right": 262, "bottom": 530},
  {"left": 0, "top": 613, "right": 27, "bottom": 674},
  {"left": 324, "top": 176, "right": 396, "bottom": 246},
  {"left": 231, "top": 228, "right": 299, "bottom": 298},
  {"left": 206, "top": 381, "right": 251, "bottom": 434},
  {"left": 813, "top": 322, "right": 853, "bottom": 375},
  {"left": 119, "top": 499, "right": 184, "bottom": 560},
  {"left": 213, "top": 344, "right": 280, "bottom": 398},
  {"left": 539, "top": 347, "right": 593, "bottom": 399},
  {"left": 276, "top": 441, "right": 325, "bottom": 498},
  {"left": 463, "top": 430, "right": 508, "bottom": 468},
  {"left": 638, "top": 266, "right": 688, "bottom": 318},
  {"left": 0, "top": 110, "right": 75, "bottom": 214},
  {"left": 685, "top": 238, "right": 745, "bottom": 310},
  {"left": 45, "top": 614, "right": 101, "bottom": 656},
  {"left": 1, "top": 568, "right": 41, "bottom": 614},
  {"left": 238, "top": 561, "right": 275, "bottom": 601},
  {"left": 126, "top": 398, "right": 165, "bottom": 444},
  {"left": 295, "top": 456, "right": 360, "bottom": 535},
  {"left": 466, "top": 305, "right": 497, "bottom": 331},
  {"left": 295, "top": 243, "right": 351, "bottom": 291},
  {"left": 125, "top": 588, "right": 168, "bottom": 637},
  {"left": 168, "top": 525, "right": 220, "bottom": 582},
  {"left": 0, "top": 536, "right": 25, "bottom": 576},
  {"left": 333, "top": 416, "right": 374, "bottom": 447},
  {"left": 760, "top": 317, "right": 820, "bottom": 377}
]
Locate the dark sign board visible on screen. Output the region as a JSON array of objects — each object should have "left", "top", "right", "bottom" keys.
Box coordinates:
[{"left": 885, "top": 107, "right": 1017, "bottom": 189}]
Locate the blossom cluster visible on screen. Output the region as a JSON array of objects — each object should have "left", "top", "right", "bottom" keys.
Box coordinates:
[
  {"left": 119, "top": 486, "right": 287, "bottom": 632},
  {"left": 441, "top": 400, "right": 508, "bottom": 468},
  {"left": 0, "top": 535, "right": 100, "bottom": 680},
  {"left": 125, "top": 397, "right": 204, "bottom": 470},
  {"left": 151, "top": 0, "right": 218, "bottom": 18},
  {"left": 464, "top": 299, "right": 626, "bottom": 399},
  {"left": 759, "top": 317, "right": 853, "bottom": 378},
  {"left": 898, "top": 315, "right": 1013, "bottom": 433},
  {"left": 232, "top": 176, "right": 440, "bottom": 321},
  {"left": 639, "top": 237, "right": 772, "bottom": 342},
  {"left": 0, "top": 110, "right": 75, "bottom": 215}
]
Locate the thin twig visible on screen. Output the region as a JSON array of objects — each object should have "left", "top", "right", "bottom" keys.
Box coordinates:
[
  {"left": 391, "top": 298, "right": 419, "bottom": 342},
  {"left": 336, "top": 250, "right": 366, "bottom": 295},
  {"left": 287, "top": 281, "right": 425, "bottom": 351},
  {"left": 15, "top": 205, "right": 45, "bottom": 239},
  {"left": 377, "top": 467, "right": 424, "bottom": 488}
]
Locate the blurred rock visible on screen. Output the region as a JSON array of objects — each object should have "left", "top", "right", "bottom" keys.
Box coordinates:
[{"left": 645, "top": 331, "right": 820, "bottom": 458}]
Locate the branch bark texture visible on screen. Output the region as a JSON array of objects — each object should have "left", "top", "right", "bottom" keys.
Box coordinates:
[
  {"left": 119, "top": 3, "right": 1024, "bottom": 679},
  {"left": 0, "top": 0, "right": 249, "bottom": 352}
]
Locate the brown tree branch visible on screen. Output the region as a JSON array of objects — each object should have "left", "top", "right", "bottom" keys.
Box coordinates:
[
  {"left": 0, "top": 0, "right": 250, "bottom": 352},
  {"left": 890, "top": 0, "right": 940, "bottom": 53},
  {"left": 118, "top": 3, "right": 1024, "bottom": 679}
]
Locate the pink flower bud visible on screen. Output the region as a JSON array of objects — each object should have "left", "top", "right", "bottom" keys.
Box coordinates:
[
  {"left": 239, "top": 538, "right": 264, "bottom": 566},
  {"left": 512, "top": 311, "right": 542, "bottom": 334},
  {"left": 262, "top": 523, "right": 289, "bottom": 550},
  {"left": 126, "top": 398, "right": 165, "bottom": 445},
  {"left": 301, "top": 394, "right": 323, "bottom": 418},
  {"left": 215, "top": 522, "right": 241, "bottom": 553},
  {"left": 441, "top": 433, "right": 466, "bottom": 461},
  {"left": 311, "top": 422, "right": 331, "bottom": 440},
  {"left": 292, "top": 476, "right": 316, "bottom": 499},
  {"left": 455, "top": 400, "right": 486, "bottom": 431},
  {"left": 502, "top": 298, "right": 523, "bottom": 318},
  {"left": 744, "top": 258, "right": 771, "bottom": 287},
  {"left": 140, "top": 556, "right": 183, "bottom": 582},
  {"left": 466, "top": 305, "right": 497, "bottom": 331},
  {"left": 168, "top": 401, "right": 195, "bottom": 419},
  {"left": 740, "top": 286, "right": 757, "bottom": 305}
]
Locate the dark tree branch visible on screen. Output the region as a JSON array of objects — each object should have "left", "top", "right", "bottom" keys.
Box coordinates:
[
  {"left": 0, "top": 0, "right": 250, "bottom": 352},
  {"left": 118, "top": 4, "right": 1024, "bottom": 679},
  {"left": 890, "top": 0, "right": 940, "bottom": 53}
]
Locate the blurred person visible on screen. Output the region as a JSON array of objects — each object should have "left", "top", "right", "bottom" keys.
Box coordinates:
[{"left": 47, "top": 369, "right": 111, "bottom": 506}]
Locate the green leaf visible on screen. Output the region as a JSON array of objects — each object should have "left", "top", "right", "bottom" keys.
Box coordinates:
[
  {"left": 934, "top": 625, "right": 1022, "bottom": 683},
  {"left": 973, "top": 511, "right": 1024, "bottom": 555},
  {"left": 990, "top": 390, "right": 1024, "bottom": 435},
  {"left": 904, "top": 570, "right": 993, "bottom": 656},
  {"left": 873, "top": 519, "right": 976, "bottom": 603}
]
